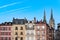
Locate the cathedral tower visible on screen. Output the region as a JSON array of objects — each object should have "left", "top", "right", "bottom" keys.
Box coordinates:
[
  {"left": 43, "top": 9, "right": 47, "bottom": 23},
  {"left": 49, "top": 9, "right": 55, "bottom": 28}
]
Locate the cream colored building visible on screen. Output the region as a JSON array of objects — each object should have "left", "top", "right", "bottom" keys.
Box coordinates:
[
  {"left": 11, "top": 18, "right": 27, "bottom": 40},
  {"left": 11, "top": 18, "right": 28, "bottom": 40},
  {"left": 11, "top": 24, "right": 26, "bottom": 40}
]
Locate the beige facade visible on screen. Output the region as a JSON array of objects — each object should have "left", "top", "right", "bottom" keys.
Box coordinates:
[{"left": 11, "top": 24, "right": 26, "bottom": 40}]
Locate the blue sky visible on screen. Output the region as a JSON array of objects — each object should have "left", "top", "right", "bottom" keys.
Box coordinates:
[{"left": 0, "top": 0, "right": 60, "bottom": 29}]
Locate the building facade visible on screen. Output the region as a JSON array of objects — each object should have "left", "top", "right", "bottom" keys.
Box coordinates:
[
  {"left": 11, "top": 18, "right": 27, "bottom": 40},
  {"left": 55, "top": 23, "right": 60, "bottom": 40},
  {"left": 0, "top": 22, "right": 12, "bottom": 40},
  {"left": 12, "top": 24, "right": 26, "bottom": 40},
  {"left": 35, "top": 10, "right": 54, "bottom": 40},
  {"left": 35, "top": 21, "right": 48, "bottom": 40},
  {"left": 25, "top": 21, "right": 35, "bottom": 40},
  {"left": 0, "top": 9, "right": 55, "bottom": 40}
]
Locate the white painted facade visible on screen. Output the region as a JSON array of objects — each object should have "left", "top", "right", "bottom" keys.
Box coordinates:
[{"left": 25, "top": 23, "right": 35, "bottom": 40}]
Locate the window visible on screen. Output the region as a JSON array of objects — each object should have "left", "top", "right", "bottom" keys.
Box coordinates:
[
  {"left": 5, "top": 32, "right": 8, "bottom": 35},
  {"left": 31, "top": 37, "right": 33, "bottom": 40},
  {"left": 15, "top": 37, "right": 18, "bottom": 40},
  {"left": 3, "top": 27, "right": 5, "bottom": 30},
  {"left": 9, "top": 27, "right": 11, "bottom": 30},
  {"left": 26, "top": 37, "right": 29, "bottom": 40},
  {"left": 15, "top": 32, "right": 18, "bottom": 35},
  {"left": 37, "top": 26, "right": 40, "bottom": 30},
  {"left": 29, "top": 37, "right": 31, "bottom": 40},
  {"left": 1, "top": 27, "right": 7, "bottom": 30},
  {"left": 29, "top": 31, "right": 31, "bottom": 35},
  {"left": 5, "top": 27, "right": 7, "bottom": 30},
  {"left": 33, "top": 25, "right": 34, "bottom": 29},
  {"left": 37, "top": 37, "right": 40, "bottom": 40},
  {"left": 37, "top": 31, "right": 40, "bottom": 36},
  {"left": 20, "top": 32, "right": 23, "bottom": 35},
  {"left": 1, "top": 37, "right": 3, "bottom": 40},
  {"left": 42, "top": 31, "right": 45, "bottom": 36},
  {"left": 20, "top": 37, "right": 23, "bottom": 40},
  {"left": 42, "top": 26, "right": 45, "bottom": 30},
  {"left": 9, "top": 32, "right": 11, "bottom": 35},
  {"left": 29, "top": 25, "right": 32, "bottom": 28},
  {"left": 31, "top": 32, "right": 34, "bottom": 35},
  {"left": 15, "top": 27, "right": 18, "bottom": 30},
  {"left": 25, "top": 25, "right": 27, "bottom": 29},
  {"left": 20, "top": 27, "right": 23, "bottom": 30},
  {"left": 26, "top": 31, "right": 29, "bottom": 35},
  {"left": 9, "top": 37, "right": 11, "bottom": 40},
  {"left": 4, "top": 37, "right": 8, "bottom": 40},
  {"left": 42, "top": 37, "right": 45, "bottom": 40}
]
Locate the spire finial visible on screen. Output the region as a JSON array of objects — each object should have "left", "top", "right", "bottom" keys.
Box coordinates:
[
  {"left": 43, "top": 9, "right": 46, "bottom": 23},
  {"left": 34, "top": 17, "right": 36, "bottom": 23},
  {"left": 34, "top": 17, "right": 36, "bottom": 21}
]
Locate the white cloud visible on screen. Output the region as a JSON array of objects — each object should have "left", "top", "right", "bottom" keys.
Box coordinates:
[
  {"left": 0, "top": 6, "right": 32, "bottom": 13},
  {"left": 20, "top": 6, "right": 32, "bottom": 9},
  {"left": 8, "top": 6, "right": 32, "bottom": 12},
  {"left": 0, "top": 2, "right": 22, "bottom": 9}
]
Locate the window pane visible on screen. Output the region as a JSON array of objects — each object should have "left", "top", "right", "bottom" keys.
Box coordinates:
[
  {"left": 20, "top": 37, "right": 23, "bottom": 40},
  {"left": 15, "top": 27, "right": 18, "bottom": 30},
  {"left": 20, "top": 27, "right": 23, "bottom": 30},
  {"left": 20, "top": 32, "right": 23, "bottom": 35},
  {"left": 37, "top": 26, "right": 40, "bottom": 29},
  {"left": 15, "top": 32, "right": 18, "bottom": 35},
  {"left": 15, "top": 37, "right": 18, "bottom": 40}
]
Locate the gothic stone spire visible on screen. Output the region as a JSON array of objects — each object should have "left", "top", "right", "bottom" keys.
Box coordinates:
[
  {"left": 51, "top": 9, "right": 53, "bottom": 20},
  {"left": 43, "top": 9, "right": 46, "bottom": 23},
  {"left": 49, "top": 9, "right": 55, "bottom": 28}
]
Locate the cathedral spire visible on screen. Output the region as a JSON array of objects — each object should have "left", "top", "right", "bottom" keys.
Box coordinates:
[
  {"left": 43, "top": 9, "right": 46, "bottom": 23},
  {"left": 49, "top": 9, "right": 55, "bottom": 28},
  {"left": 50, "top": 9, "right": 53, "bottom": 19}
]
